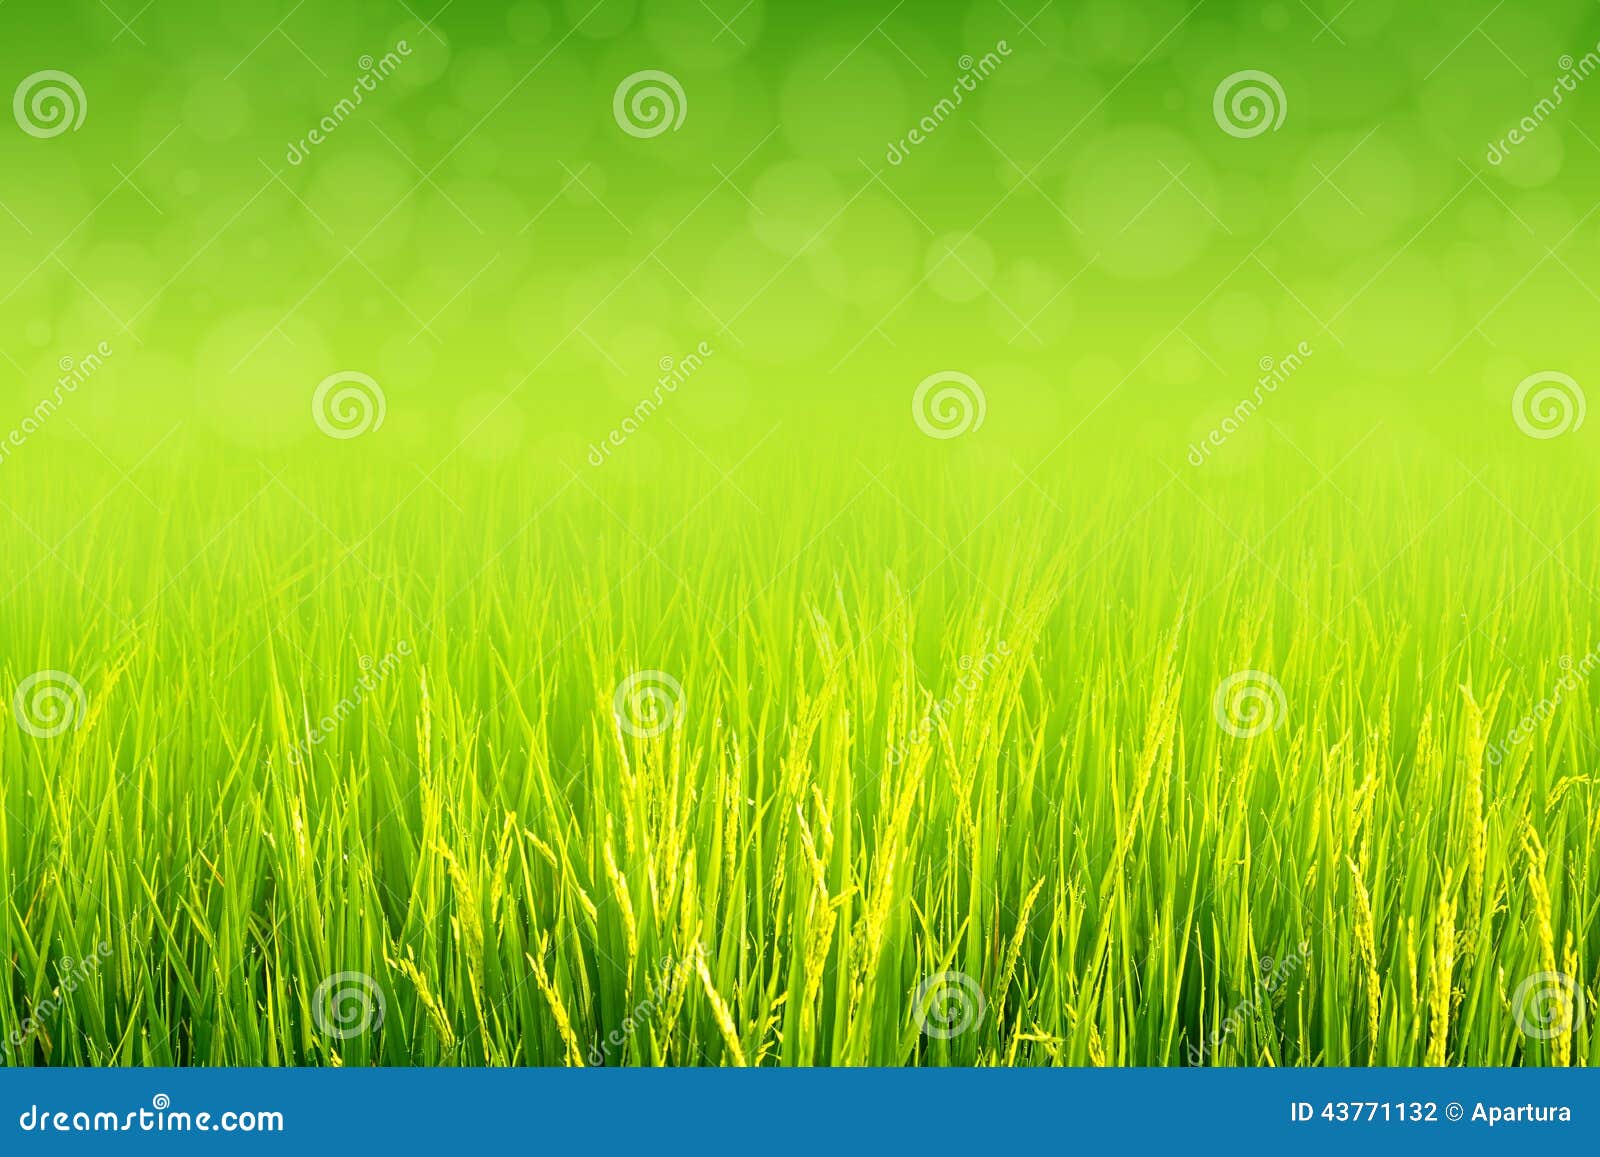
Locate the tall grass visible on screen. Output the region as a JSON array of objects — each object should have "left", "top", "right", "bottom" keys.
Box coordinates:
[{"left": 1, "top": 426, "right": 1594, "bottom": 1066}]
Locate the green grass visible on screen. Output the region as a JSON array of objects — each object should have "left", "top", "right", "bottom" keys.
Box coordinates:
[{"left": 1, "top": 423, "right": 1595, "bottom": 1067}]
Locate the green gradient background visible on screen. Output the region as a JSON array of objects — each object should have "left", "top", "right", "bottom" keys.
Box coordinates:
[
  {"left": 1, "top": 0, "right": 1596, "bottom": 463},
  {"left": 4, "top": 0, "right": 1600, "bottom": 1068}
]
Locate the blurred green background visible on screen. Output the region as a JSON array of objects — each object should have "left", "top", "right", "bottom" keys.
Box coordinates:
[
  {"left": 5, "top": 0, "right": 1600, "bottom": 1068},
  {"left": 0, "top": 0, "right": 1597, "bottom": 472}
]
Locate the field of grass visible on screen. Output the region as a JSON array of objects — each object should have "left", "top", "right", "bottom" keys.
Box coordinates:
[{"left": 2, "top": 418, "right": 1595, "bottom": 1067}]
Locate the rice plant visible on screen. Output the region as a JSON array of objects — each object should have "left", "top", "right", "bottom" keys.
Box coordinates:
[{"left": 1, "top": 419, "right": 1593, "bottom": 1069}]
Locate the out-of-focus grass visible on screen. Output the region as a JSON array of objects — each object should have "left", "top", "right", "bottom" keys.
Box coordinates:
[{"left": 1, "top": 424, "right": 1595, "bottom": 1067}]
